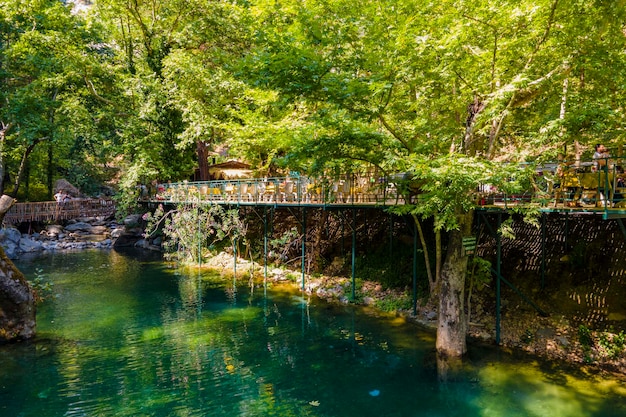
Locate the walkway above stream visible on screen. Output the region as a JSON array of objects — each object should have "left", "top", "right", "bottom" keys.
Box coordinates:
[
  {"left": 149, "top": 174, "right": 626, "bottom": 220},
  {"left": 4, "top": 199, "right": 116, "bottom": 224}
]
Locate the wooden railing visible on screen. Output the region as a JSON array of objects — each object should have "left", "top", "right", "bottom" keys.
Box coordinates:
[{"left": 3, "top": 199, "right": 116, "bottom": 224}]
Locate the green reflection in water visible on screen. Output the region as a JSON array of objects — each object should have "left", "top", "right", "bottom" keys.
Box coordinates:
[{"left": 0, "top": 249, "right": 624, "bottom": 417}]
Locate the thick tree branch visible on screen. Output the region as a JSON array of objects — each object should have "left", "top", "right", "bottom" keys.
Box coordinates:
[
  {"left": 485, "top": 0, "right": 562, "bottom": 157},
  {"left": 127, "top": 0, "right": 153, "bottom": 58},
  {"left": 84, "top": 77, "right": 115, "bottom": 106},
  {"left": 524, "top": 0, "right": 560, "bottom": 71},
  {"left": 379, "top": 114, "right": 411, "bottom": 151},
  {"left": 487, "top": 63, "right": 566, "bottom": 158}
]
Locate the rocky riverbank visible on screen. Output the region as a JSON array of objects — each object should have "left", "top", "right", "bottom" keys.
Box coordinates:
[{"left": 0, "top": 214, "right": 160, "bottom": 259}]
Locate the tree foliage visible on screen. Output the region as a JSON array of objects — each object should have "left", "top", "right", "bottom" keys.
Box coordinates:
[
  {"left": 0, "top": 0, "right": 120, "bottom": 199},
  {"left": 144, "top": 203, "right": 247, "bottom": 264}
]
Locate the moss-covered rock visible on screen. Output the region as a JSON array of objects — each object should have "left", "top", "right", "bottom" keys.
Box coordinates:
[{"left": 0, "top": 246, "right": 35, "bottom": 341}]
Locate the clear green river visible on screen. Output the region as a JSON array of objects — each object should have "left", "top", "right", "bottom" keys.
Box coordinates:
[{"left": 1, "top": 249, "right": 625, "bottom": 417}]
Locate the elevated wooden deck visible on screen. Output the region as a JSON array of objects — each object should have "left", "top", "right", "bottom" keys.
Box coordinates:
[
  {"left": 4, "top": 199, "right": 116, "bottom": 224},
  {"left": 149, "top": 176, "right": 626, "bottom": 219},
  {"left": 149, "top": 176, "right": 404, "bottom": 209}
]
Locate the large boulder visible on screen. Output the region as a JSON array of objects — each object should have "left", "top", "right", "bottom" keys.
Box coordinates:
[
  {"left": 64, "top": 222, "right": 94, "bottom": 232},
  {"left": 0, "top": 246, "right": 36, "bottom": 341},
  {"left": 18, "top": 238, "right": 43, "bottom": 253},
  {"left": 0, "top": 227, "right": 22, "bottom": 259},
  {"left": 0, "top": 227, "right": 21, "bottom": 244},
  {"left": 123, "top": 214, "right": 143, "bottom": 228},
  {"left": 113, "top": 233, "right": 141, "bottom": 248},
  {"left": 90, "top": 225, "right": 109, "bottom": 235},
  {"left": 2, "top": 241, "right": 18, "bottom": 259},
  {"left": 53, "top": 179, "right": 82, "bottom": 198}
]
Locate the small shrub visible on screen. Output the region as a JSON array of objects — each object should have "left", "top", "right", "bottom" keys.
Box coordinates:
[
  {"left": 286, "top": 272, "right": 300, "bottom": 283},
  {"left": 598, "top": 330, "right": 626, "bottom": 359},
  {"left": 520, "top": 329, "right": 534, "bottom": 344},
  {"left": 578, "top": 325, "right": 593, "bottom": 350},
  {"left": 144, "top": 203, "right": 247, "bottom": 265},
  {"left": 375, "top": 292, "right": 412, "bottom": 313},
  {"left": 28, "top": 268, "right": 53, "bottom": 304}
]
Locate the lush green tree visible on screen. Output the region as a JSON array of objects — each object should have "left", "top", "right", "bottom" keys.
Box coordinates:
[
  {"left": 244, "top": 0, "right": 626, "bottom": 358},
  {"left": 92, "top": 0, "right": 196, "bottom": 213},
  {"left": 0, "top": 0, "right": 119, "bottom": 200}
]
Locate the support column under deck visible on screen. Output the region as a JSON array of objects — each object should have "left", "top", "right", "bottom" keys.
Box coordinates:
[
  {"left": 301, "top": 207, "right": 307, "bottom": 291},
  {"left": 541, "top": 213, "right": 546, "bottom": 290},
  {"left": 496, "top": 213, "right": 502, "bottom": 345},
  {"left": 351, "top": 208, "right": 357, "bottom": 301},
  {"left": 412, "top": 219, "right": 417, "bottom": 315},
  {"left": 264, "top": 207, "right": 268, "bottom": 293}
]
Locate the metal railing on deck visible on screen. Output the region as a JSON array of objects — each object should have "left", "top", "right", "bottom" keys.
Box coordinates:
[
  {"left": 152, "top": 175, "right": 407, "bottom": 206},
  {"left": 478, "top": 158, "right": 626, "bottom": 213},
  {"left": 149, "top": 159, "right": 626, "bottom": 218}
]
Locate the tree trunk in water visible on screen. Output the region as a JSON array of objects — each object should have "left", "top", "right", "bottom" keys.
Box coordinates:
[
  {"left": 0, "top": 193, "right": 35, "bottom": 341},
  {"left": 436, "top": 211, "right": 473, "bottom": 358}
]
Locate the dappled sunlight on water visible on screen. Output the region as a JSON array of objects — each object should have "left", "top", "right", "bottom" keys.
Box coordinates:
[
  {"left": 474, "top": 361, "right": 626, "bottom": 417},
  {"left": 0, "top": 249, "right": 624, "bottom": 416}
]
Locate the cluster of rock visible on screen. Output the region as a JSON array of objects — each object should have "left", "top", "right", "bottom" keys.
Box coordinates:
[{"left": 0, "top": 214, "right": 161, "bottom": 259}]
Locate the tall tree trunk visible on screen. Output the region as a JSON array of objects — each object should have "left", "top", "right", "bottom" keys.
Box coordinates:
[
  {"left": 196, "top": 140, "right": 209, "bottom": 181},
  {"left": 23, "top": 159, "right": 30, "bottom": 201},
  {"left": 0, "top": 194, "right": 15, "bottom": 225},
  {"left": 435, "top": 228, "right": 442, "bottom": 286},
  {"left": 47, "top": 141, "right": 54, "bottom": 200},
  {"left": 0, "top": 122, "right": 12, "bottom": 195},
  {"left": 11, "top": 141, "right": 40, "bottom": 198},
  {"left": 436, "top": 210, "right": 473, "bottom": 358}
]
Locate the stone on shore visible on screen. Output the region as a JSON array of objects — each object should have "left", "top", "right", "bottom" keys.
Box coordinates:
[{"left": 0, "top": 216, "right": 160, "bottom": 258}]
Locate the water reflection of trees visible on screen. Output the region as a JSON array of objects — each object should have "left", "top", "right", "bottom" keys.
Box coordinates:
[{"left": 14, "top": 254, "right": 626, "bottom": 417}]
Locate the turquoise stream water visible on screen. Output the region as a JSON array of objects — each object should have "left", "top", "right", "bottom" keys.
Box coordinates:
[{"left": 1, "top": 250, "right": 625, "bottom": 417}]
